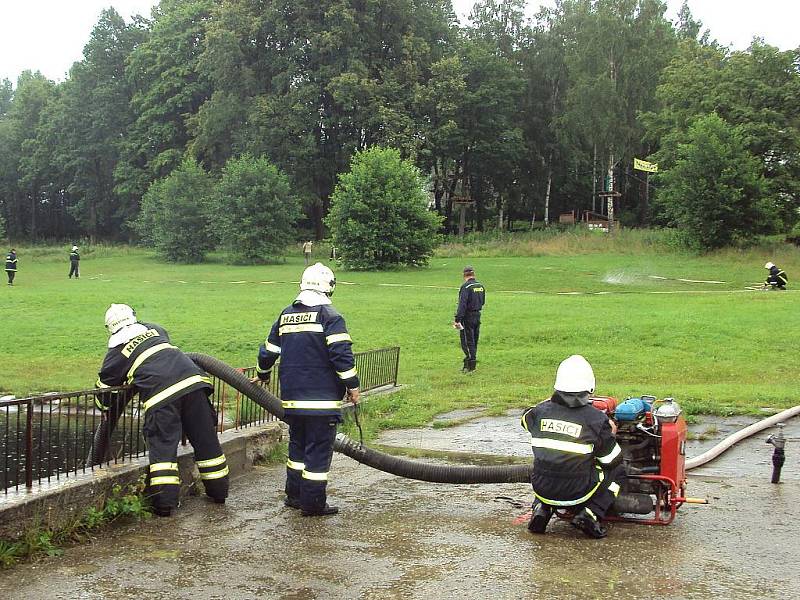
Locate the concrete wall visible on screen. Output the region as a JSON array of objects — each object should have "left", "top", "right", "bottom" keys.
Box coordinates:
[{"left": 0, "top": 422, "right": 286, "bottom": 540}]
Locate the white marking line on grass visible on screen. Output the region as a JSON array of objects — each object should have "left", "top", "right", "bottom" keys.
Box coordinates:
[
  {"left": 648, "top": 275, "right": 726, "bottom": 284},
  {"left": 379, "top": 283, "right": 455, "bottom": 290}
]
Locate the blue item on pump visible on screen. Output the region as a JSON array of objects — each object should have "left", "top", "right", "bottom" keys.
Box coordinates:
[{"left": 615, "top": 397, "right": 652, "bottom": 421}]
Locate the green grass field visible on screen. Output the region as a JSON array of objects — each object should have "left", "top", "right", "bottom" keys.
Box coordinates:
[{"left": 1, "top": 231, "right": 798, "bottom": 435}]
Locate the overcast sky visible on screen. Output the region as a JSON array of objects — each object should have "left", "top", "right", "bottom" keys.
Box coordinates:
[{"left": 1, "top": 1, "right": 798, "bottom": 84}]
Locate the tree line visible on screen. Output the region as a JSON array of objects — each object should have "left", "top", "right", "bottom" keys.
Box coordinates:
[{"left": 0, "top": 0, "right": 798, "bottom": 252}]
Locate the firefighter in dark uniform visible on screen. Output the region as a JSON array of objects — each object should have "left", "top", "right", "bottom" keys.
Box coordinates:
[
  {"left": 96, "top": 304, "right": 229, "bottom": 516},
  {"left": 521, "top": 355, "right": 624, "bottom": 538},
  {"left": 5, "top": 248, "right": 17, "bottom": 285},
  {"left": 453, "top": 265, "right": 485, "bottom": 372},
  {"left": 257, "top": 262, "right": 360, "bottom": 517},
  {"left": 764, "top": 261, "right": 788, "bottom": 289},
  {"left": 69, "top": 245, "right": 80, "bottom": 278}
]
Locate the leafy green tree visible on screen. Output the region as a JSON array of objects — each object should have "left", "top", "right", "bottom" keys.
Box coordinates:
[
  {"left": 4, "top": 71, "right": 57, "bottom": 239},
  {"left": 59, "top": 9, "right": 147, "bottom": 240},
  {"left": 134, "top": 158, "right": 215, "bottom": 262},
  {"left": 645, "top": 40, "right": 800, "bottom": 230},
  {"left": 214, "top": 154, "right": 300, "bottom": 263},
  {"left": 657, "top": 113, "right": 766, "bottom": 250},
  {"left": 192, "top": 0, "right": 455, "bottom": 238},
  {"left": 116, "top": 0, "right": 214, "bottom": 209},
  {"left": 326, "top": 147, "right": 442, "bottom": 269}
]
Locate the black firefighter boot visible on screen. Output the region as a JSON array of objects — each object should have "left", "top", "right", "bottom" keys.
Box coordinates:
[
  {"left": 301, "top": 504, "right": 339, "bottom": 517},
  {"left": 527, "top": 501, "right": 553, "bottom": 534},
  {"left": 467, "top": 359, "right": 477, "bottom": 372},
  {"left": 571, "top": 507, "right": 607, "bottom": 539}
]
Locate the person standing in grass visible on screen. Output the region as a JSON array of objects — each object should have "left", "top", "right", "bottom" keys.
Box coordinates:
[
  {"left": 69, "top": 245, "right": 80, "bottom": 278},
  {"left": 5, "top": 248, "right": 17, "bottom": 286},
  {"left": 453, "top": 265, "right": 485, "bottom": 373},
  {"left": 303, "top": 240, "right": 314, "bottom": 265}
]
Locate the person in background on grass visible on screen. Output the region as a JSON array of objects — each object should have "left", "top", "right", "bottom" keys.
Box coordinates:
[
  {"left": 303, "top": 240, "right": 314, "bottom": 265},
  {"left": 764, "top": 261, "right": 788, "bottom": 290},
  {"left": 5, "top": 248, "right": 17, "bottom": 286},
  {"left": 256, "top": 262, "right": 360, "bottom": 517},
  {"left": 69, "top": 245, "right": 80, "bottom": 279},
  {"left": 453, "top": 265, "right": 485, "bottom": 373}
]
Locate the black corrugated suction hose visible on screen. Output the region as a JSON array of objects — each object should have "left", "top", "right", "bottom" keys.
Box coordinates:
[{"left": 188, "top": 353, "right": 532, "bottom": 484}]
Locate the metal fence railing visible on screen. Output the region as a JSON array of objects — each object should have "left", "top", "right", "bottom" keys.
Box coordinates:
[{"left": 1, "top": 347, "right": 399, "bottom": 494}]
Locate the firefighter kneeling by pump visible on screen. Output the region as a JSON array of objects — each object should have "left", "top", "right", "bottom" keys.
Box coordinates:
[{"left": 521, "top": 355, "right": 624, "bottom": 538}]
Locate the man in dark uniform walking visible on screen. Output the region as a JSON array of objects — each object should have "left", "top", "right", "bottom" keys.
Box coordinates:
[
  {"left": 69, "top": 245, "right": 80, "bottom": 278},
  {"left": 453, "top": 265, "right": 485, "bottom": 372},
  {"left": 521, "top": 355, "right": 624, "bottom": 539},
  {"left": 96, "top": 304, "right": 229, "bottom": 516},
  {"left": 5, "top": 248, "right": 17, "bottom": 286},
  {"left": 257, "top": 262, "right": 360, "bottom": 517}
]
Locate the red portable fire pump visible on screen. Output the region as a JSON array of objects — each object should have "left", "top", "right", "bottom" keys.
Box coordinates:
[{"left": 556, "top": 395, "right": 706, "bottom": 525}]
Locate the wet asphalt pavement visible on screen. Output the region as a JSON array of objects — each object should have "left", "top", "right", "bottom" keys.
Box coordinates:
[{"left": 0, "top": 414, "right": 798, "bottom": 600}]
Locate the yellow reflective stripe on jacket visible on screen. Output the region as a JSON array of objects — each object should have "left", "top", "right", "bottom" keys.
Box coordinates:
[
  {"left": 150, "top": 462, "right": 178, "bottom": 472},
  {"left": 530, "top": 437, "right": 594, "bottom": 455},
  {"left": 150, "top": 476, "right": 181, "bottom": 486},
  {"left": 265, "top": 342, "right": 281, "bottom": 354},
  {"left": 337, "top": 368, "right": 357, "bottom": 380},
  {"left": 302, "top": 470, "right": 329, "bottom": 481},
  {"left": 279, "top": 323, "right": 324, "bottom": 334},
  {"left": 287, "top": 459, "right": 305, "bottom": 471},
  {"left": 126, "top": 343, "right": 176, "bottom": 382},
  {"left": 520, "top": 409, "right": 532, "bottom": 432},
  {"left": 95, "top": 379, "right": 111, "bottom": 389},
  {"left": 282, "top": 400, "right": 343, "bottom": 410},
  {"left": 534, "top": 470, "right": 605, "bottom": 507},
  {"left": 142, "top": 375, "right": 211, "bottom": 412},
  {"left": 596, "top": 443, "right": 622, "bottom": 464},
  {"left": 326, "top": 333, "right": 351, "bottom": 345},
  {"left": 196, "top": 455, "right": 226, "bottom": 468},
  {"left": 609, "top": 481, "right": 621, "bottom": 496},
  {"left": 200, "top": 466, "right": 229, "bottom": 480}
]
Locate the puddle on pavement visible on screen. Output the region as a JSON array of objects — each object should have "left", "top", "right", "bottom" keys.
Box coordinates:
[{"left": 1, "top": 412, "right": 798, "bottom": 599}]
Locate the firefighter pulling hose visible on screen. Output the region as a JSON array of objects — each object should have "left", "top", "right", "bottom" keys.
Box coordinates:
[{"left": 89, "top": 350, "right": 795, "bottom": 525}]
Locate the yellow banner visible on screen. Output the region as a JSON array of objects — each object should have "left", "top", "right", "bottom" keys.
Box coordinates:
[{"left": 634, "top": 158, "right": 658, "bottom": 173}]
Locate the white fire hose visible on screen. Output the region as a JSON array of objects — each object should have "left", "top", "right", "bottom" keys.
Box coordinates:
[{"left": 686, "top": 405, "right": 800, "bottom": 470}]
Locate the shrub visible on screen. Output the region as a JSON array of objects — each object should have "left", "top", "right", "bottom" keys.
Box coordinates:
[
  {"left": 214, "top": 154, "right": 300, "bottom": 263},
  {"left": 326, "top": 147, "right": 442, "bottom": 269},
  {"left": 134, "top": 158, "right": 216, "bottom": 262},
  {"left": 656, "top": 113, "right": 767, "bottom": 251}
]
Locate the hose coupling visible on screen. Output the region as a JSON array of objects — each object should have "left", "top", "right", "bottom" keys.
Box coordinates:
[{"left": 766, "top": 423, "right": 786, "bottom": 484}]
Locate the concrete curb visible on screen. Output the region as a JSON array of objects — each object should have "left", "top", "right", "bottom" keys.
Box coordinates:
[{"left": 0, "top": 421, "right": 286, "bottom": 540}]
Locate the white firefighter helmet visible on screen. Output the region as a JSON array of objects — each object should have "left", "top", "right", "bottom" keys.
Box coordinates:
[
  {"left": 104, "top": 304, "right": 137, "bottom": 334},
  {"left": 72, "top": 245, "right": 78, "bottom": 251},
  {"left": 765, "top": 262, "right": 774, "bottom": 269},
  {"left": 300, "top": 262, "right": 336, "bottom": 296},
  {"left": 554, "top": 354, "right": 595, "bottom": 394}
]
